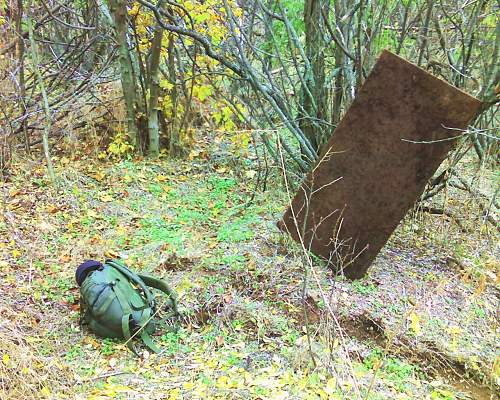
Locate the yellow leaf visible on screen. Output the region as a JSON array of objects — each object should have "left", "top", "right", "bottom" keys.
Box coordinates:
[
  {"left": 448, "top": 325, "right": 462, "bottom": 336},
  {"left": 100, "top": 194, "right": 113, "bottom": 202},
  {"left": 115, "top": 225, "right": 128, "bottom": 236},
  {"left": 103, "top": 383, "right": 131, "bottom": 394},
  {"left": 245, "top": 170, "right": 257, "bottom": 179},
  {"left": 183, "top": 381, "right": 196, "bottom": 390},
  {"left": 492, "top": 356, "right": 500, "bottom": 379},
  {"left": 408, "top": 311, "right": 421, "bottom": 335},
  {"left": 168, "top": 387, "right": 181, "bottom": 400},
  {"left": 104, "top": 250, "right": 119, "bottom": 259},
  {"left": 216, "top": 375, "right": 230, "bottom": 389},
  {"left": 325, "top": 377, "right": 336, "bottom": 394},
  {"left": 40, "top": 386, "right": 51, "bottom": 398},
  {"left": 2, "top": 354, "right": 10, "bottom": 365},
  {"left": 473, "top": 274, "right": 487, "bottom": 297},
  {"left": 12, "top": 249, "right": 21, "bottom": 258},
  {"left": 94, "top": 171, "right": 106, "bottom": 182}
]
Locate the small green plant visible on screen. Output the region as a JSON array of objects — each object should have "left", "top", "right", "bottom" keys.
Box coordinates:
[
  {"left": 383, "top": 357, "right": 415, "bottom": 382},
  {"left": 386, "top": 303, "right": 401, "bottom": 314},
  {"left": 472, "top": 304, "right": 486, "bottom": 318},
  {"left": 364, "top": 349, "right": 418, "bottom": 392},
  {"left": 136, "top": 217, "right": 185, "bottom": 250},
  {"left": 65, "top": 344, "right": 84, "bottom": 362},
  {"left": 148, "top": 183, "right": 163, "bottom": 197},
  {"left": 352, "top": 280, "right": 378, "bottom": 295},
  {"left": 254, "top": 386, "right": 268, "bottom": 396},
  {"left": 217, "top": 216, "right": 256, "bottom": 243},
  {"left": 224, "top": 352, "right": 241, "bottom": 367},
  {"left": 431, "top": 388, "right": 455, "bottom": 400},
  {"left": 208, "top": 176, "right": 237, "bottom": 195},
  {"left": 101, "top": 338, "right": 118, "bottom": 356},
  {"left": 160, "top": 331, "right": 182, "bottom": 355},
  {"left": 177, "top": 208, "right": 209, "bottom": 225},
  {"left": 364, "top": 348, "right": 384, "bottom": 370},
  {"left": 232, "top": 319, "right": 244, "bottom": 331},
  {"left": 37, "top": 276, "right": 74, "bottom": 302},
  {"left": 199, "top": 374, "right": 214, "bottom": 386},
  {"left": 103, "top": 130, "right": 134, "bottom": 160}
]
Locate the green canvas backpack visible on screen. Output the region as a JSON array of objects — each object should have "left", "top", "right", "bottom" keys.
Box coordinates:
[{"left": 75, "top": 259, "right": 179, "bottom": 354}]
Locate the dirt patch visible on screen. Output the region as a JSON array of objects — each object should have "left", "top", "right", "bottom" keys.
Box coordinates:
[
  {"left": 340, "top": 313, "right": 495, "bottom": 400},
  {"left": 340, "top": 315, "right": 387, "bottom": 348}
]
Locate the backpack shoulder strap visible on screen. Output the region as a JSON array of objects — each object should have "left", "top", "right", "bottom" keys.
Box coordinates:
[
  {"left": 138, "top": 273, "right": 179, "bottom": 315},
  {"left": 105, "top": 259, "right": 155, "bottom": 306}
]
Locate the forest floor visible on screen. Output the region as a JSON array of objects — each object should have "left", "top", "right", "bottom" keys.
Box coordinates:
[{"left": 0, "top": 135, "right": 498, "bottom": 400}]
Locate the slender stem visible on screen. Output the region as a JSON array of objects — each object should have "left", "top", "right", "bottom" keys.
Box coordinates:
[
  {"left": 417, "top": 0, "right": 434, "bottom": 66},
  {"left": 27, "top": 0, "right": 56, "bottom": 184}
]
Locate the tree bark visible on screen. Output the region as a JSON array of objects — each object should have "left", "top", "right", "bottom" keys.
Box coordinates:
[
  {"left": 108, "top": 0, "right": 140, "bottom": 150},
  {"left": 167, "top": 35, "right": 183, "bottom": 157},
  {"left": 27, "top": 1, "right": 56, "bottom": 184},
  {"left": 15, "top": 0, "right": 29, "bottom": 153},
  {"left": 147, "top": 26, "right": 164, "bottom": 158},
  {"left": 301, "top": 0, "right": 328, "bottom": 153}
]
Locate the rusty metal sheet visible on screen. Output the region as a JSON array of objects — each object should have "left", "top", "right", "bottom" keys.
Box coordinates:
[{"left": 278, "top": 50, "right": 481, "bottom": 279}]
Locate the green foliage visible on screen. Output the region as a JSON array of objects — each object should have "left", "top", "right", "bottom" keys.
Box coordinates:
[
  {"left": 472, "top": 304, "right": 486, "bottom": 318},
  {"left": 101, "top": 338, "right": 118, "bottom": 356},
  {"left": 364, "top": 349, "right": 419, "bottom": 392},
  {"left": 217, "top": 215, "right": 256, "bottom": 243},
  {"left": 431, "top": 388, "right": 456, "bottom": 400},
  {"left": 135, "top": 217, "right": 185, "bottom": 250},
  {"left": 269, "top": 1, "right": 305, "bottom": 55},
  {"left": 34, "top": 275, "right": 73, "bottom": 302},
  {"left": 103, "top": 130, "right": 134, "bottom": 160},
  {"left": 208, "top": 176, "right": 237, "bottom": 195},
  {"left": 160, "top": 330, "right": 190, "bottom": 356},
  {"left": 64, "top": 344, "right": 84, "bottom": 362},
  {"left": 352, "top": 280, "right": 378, "bottom": 295}
]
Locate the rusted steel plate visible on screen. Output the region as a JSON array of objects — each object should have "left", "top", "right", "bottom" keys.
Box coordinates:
[{"left": 278, "top": 50, "right": 481, "bottom": 279}]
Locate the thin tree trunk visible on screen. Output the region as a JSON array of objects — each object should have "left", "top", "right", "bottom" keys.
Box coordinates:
[
  {"left": 355, "top": 0, "right": 364, "bottom": 88},
  {"left": 417, "top": 0, "right": 434, "bottom": 66},
  {"left": 167, "top": 35, "right": 182, "bottom": 157},
  {"left": 27, "top": 1, "right": 56, "bottom": 183},
  {"left": 147, "top": 26, "right": 164, "bottom": 157},
  {"left": 97, "top": 0, "right": 113, "bottom": 25},
  {"left": 331, "top": 0, "right": 345, "bottom": 125},
  {"left": 301, "top": 0, "right": 328, "bottom": 152},
  {"left": 16, "top": 0, "right": 29, "bottom": 153},
  {"left": 108, "top": 0, "right": 140, "bottom": 150}
]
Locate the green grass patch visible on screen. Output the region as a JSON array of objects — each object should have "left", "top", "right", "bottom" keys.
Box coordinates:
[{"left": 217, "top": 214, "right": 258, "bottom": 243}]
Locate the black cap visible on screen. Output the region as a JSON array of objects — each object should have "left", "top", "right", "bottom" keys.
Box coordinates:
[{"left": 75, "top": 260, "right": 102, "bottom": 286}]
